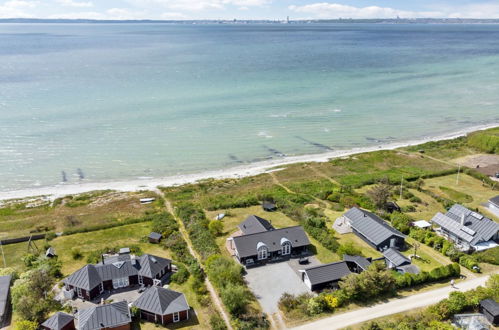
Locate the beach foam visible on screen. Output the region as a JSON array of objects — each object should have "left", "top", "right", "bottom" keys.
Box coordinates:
[{"left": 0, "top": 123, "right": 497, "bottom": 201}]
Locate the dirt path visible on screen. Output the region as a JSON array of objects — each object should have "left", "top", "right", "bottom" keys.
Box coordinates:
[
  {"left": 309, "top": 165, "right": 341, "bottom": 186},
  {"left": 154, "top": 189, "right": 233, "bottom": 330},
  {"left": 292, "top": 274, "right": 494, "bottom": 330},
  {"left": 269, "top": 172, "right": 295, "bottom": 194}
]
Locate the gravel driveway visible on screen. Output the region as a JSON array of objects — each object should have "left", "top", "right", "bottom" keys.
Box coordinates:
[{"left": 245, "top": 261, "right": 310, "bottom": 314}]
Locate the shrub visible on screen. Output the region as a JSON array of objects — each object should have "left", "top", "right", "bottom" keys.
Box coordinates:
[
  {"left": 459, "top": 255, "right": 480, "bottom": 272},
  {"left": 14, "top": 320, "right": 38, "bottom": 330},
  {"left": 171, "top": 264, "right": 190, "bottom": 284},
  {"left": 71, "top": 248, "right": 83, "bottom": 260},
  {"left": 476, "top": 246, "right": 499, "bottom": 265},
  {"left": 208, "top": 220, "right": 224, "bottom": 236},
  {"left": 307, "top": 296, "right": 327, "bottom": 315},
  {"left": 337, "top": 242, "right": 363, "bottom": 257},
  {"left": 209, "top": 313, "right": 227, "bottom": 330},
  {"left": 220, "top": 283, "right": 251, "bottom": 316}
]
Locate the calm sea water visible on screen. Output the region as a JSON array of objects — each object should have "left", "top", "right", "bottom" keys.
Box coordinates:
[{"left": 1, "top": 23, "right": 499, "bottom": 191}]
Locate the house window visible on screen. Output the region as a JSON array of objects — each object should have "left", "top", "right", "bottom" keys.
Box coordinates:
[
  {"left": 138, "top": 275, "right": 143, "bottom": 285},
  {"left": 257, "top": 246, "right": 268, "bottom": 260},
  {"left": 112, "top": 277, "right": 129, "bottom": 289},
  {"left": 76, "top": 287, "right": 83, "bottom": 299},
  {"left": 173, "top": 312, "right": 180, "bottom": 323},
  {"left": 282, "top": 242, "right": 291, "bottom": 255},
  {"left": 99, "top": 283, "right": 104, "bottom": 293}
]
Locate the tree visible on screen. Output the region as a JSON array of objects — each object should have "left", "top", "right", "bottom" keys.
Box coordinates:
[
  {"left": 220, "top": 283, "right": 250, "bottom": 316},
  {"left": 367, "top": 183, "right": 392, "bottom": 210},
  {"left": 208, "top": 220, "right": 224, "bottom": 236}
]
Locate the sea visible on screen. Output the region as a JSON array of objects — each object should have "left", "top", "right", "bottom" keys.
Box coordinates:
[{"left": 1, "top": 23, "right": 499, "bottom": 192}]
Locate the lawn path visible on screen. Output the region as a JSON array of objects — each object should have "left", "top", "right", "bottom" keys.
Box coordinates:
[
  {"left": 268, "top": 172, "right": 295, "bottom": 194},
  {"left": 292, "top": 273, "right": 495, "bottom": 330},
  {"left": 153, "top": 188, "right": 234, "bottom": 330}
]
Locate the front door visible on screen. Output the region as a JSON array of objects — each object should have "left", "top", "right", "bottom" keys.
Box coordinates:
[{"left": 76, "top": 287, "right": 83, "bottom": 299}]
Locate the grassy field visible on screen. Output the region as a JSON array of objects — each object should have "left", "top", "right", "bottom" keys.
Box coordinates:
[
  {"left": 0, "top": 190, "right": 161, "bottom": 240},
  {"left": 206, "top": 205, "right": 340, "bottom": 264},
  {"left": 424, "top": 173, "right": 499, "bottom": 220}
]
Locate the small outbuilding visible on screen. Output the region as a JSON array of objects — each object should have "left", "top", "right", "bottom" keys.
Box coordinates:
[
  {"left": 301, "top": 261, "right": 352, "bottom": 291},
  {"left": 480, "top": 299, "right": 499, "bottom": 325},
  {"left": 133, "top": 287, "right": 189, "bottom": 325},
  {"left": 262, "top": 201, "right": 277, "bottom": 212},
  {"left": 46, "top": 247, "right": 57, "bottom": 258},
  {"left": 41, "top": 312, "right": 75, "bottom": 330},
  {"left": 148, "top": 232, "right": 162, "bottom": 244}
]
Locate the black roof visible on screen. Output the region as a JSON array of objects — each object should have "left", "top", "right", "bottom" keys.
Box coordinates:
[
  {"left": 149, "top": 232, "right": 162, "bottom": 240},
  {"left": 41, "top": 312, "right": 74, "bottom": 330},
  {"left": 383, "top": 248, "right": 411, "bottom": 267},
  {"left": 233, "top": 226, "right": 310, "bottom": 259},
  {"left": 64, "top": 254, "right": 171, "bottom": 290},
  {"left": 490, "top": 195, "right": 499, "bottom": 207},
  {"left": 343, "top": 254, "right": 371, "bottom": 270},
  {"left": 262, "top": 201, "right": 277, "bottom": 210},
  {"left": 344, "top": 208, "right": 405, "bottom": 246},
  {"left": 238, "top": 215, "right": 274, "bottom": 235},
  {"left": 481, "top": 299, "right": 499, "bottom": 316},
  {"left": 303, "top": 261, "right": 352, "bottom": 286},
  {"left": 133, "top": 287, "right": 189, "bottom": 315},
  {"left": 0, "top": 275, "right": 11, "bottom": 319},
  {"left": 78, "top": 301, "right": 131, "bottom": 330}
]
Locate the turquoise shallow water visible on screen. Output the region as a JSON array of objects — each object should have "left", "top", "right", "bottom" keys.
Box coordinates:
[{"left": 0, "top": 23, "right": 499, "bottom": 191}]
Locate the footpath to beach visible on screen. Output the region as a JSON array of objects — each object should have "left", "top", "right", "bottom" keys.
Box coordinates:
[
  {"left": 1, "top": 123, "right": 497, "bottom": 202},
  {"left": 292, "top": 274, "right": 494, "bottom": 330}
]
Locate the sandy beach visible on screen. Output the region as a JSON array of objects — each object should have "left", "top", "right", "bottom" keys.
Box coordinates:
[{"left": 0, "top": 123, "right": 497, "bottom": 202}]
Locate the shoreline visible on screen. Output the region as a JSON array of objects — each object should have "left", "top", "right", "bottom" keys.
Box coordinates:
[{"left": 1, "top": 123, "right": 497, "bottom": 201}]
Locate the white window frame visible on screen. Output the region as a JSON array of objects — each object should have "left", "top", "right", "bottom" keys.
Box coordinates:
[
  {"left": 173, "top": 312, "right": 180, "bottom": 323},
  {"left": 138, "top": 275, "right": 143, "bottom": 285},
  {"left": 76, "top": 287, "right": 83, "bottom": 299},
  {"left": 112, "top": 277, "right": 129, "bottom": 289},
  {"left": 99, "top": 282, "right": 104, "bottom": 294},
  {"left": 282, "top": 242, "right": 291, "bottom": 255},
  {"left": 257, "top": 246, "right": 268, "bottom": 260}
]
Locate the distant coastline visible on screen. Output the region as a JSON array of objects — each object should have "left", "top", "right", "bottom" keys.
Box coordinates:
[
  {"left": 2, "top": 18, "right": 499, "bottom": 24},
  {"left": 0, "top": 122, "right": 497, "bottom": 202}
]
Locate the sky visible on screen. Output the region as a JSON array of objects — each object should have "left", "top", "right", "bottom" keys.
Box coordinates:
[{"left": 1, "top": 0, "right": 499, "bottom": 20}]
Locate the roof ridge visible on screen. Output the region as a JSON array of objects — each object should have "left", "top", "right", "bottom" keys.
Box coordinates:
[
  {"left": 305, "top": 260, "right": 348, "bottom": 271},
  {"left": 234, "top": 225, "right": 303, "bottom": 239}
]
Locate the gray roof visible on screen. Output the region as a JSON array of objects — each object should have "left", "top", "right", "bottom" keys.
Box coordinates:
[
  {"left": 78, "top": 301, "right": 131, "bottom": 330},
  {"left": 238, "top": 215, "right": 274, "bottom": 235},
  {"left": 0, "top": 275, "right": 11, "bottom": 319},
  {"left": 303, "top": 261, "right": 352, "bottom": 286},
  {"left": 489, "top": 195, "right": 499, "bottom": 208},
  {"left": 481, "top": 299, "right": 499, "bottom": 315},
  {"left": 344, "top": 208, "right": 405, "bottom": 246},
  {"left": 383, "top": 248, "right": 411, "bottom": 267},
  {"left": 431, "top": 204, "right": 499, "bottom": 246},
  {"left": 133, "top": 287, "right": 189, "bottom": 315},
  {"left": 149, "top": 232, "right": 162, "bottom": 240},
  {"left": 397, "top": 264, "right": 420, "bottom": 274},
  {"left": 343, "top": 254, "right": 371, "bottom": 270},
  {"left": 233, "top": 226, "right": 310, "bottom": 259},
  {"left": 65, "top": 254, "right": 171, "bottom": 290},
  {"left": 42, "top": 312, "right": 74, "bottom": 330}
]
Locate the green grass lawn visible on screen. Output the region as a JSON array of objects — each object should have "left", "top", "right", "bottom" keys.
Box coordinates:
[
  {"left": 423, "top": 174, "right": 499, "bottom": 221},
  {"left": 207, "top": 205, "right": 340, "bottom": 264},
  {"left": 402, "top": 239, "right": 447, "bottom": 272},
  {"left": 50, "top": 221, "right": 171, "bottom": 275}
]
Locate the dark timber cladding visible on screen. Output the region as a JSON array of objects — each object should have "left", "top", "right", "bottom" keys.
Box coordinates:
[
  {"left": 343, "top": 207, "right": 405, "bottom": 251},
  {"left": 302, "top": 261, "right": 352, "bottom": 291},
  {"left": 133, "top": 287, "right": 189, "bottom": 325},
  {"left": 480, "top": 299, "right": 499, "bottom": 325},
  {"left": 233, "top": 225, "right": 310, "bottom": 265}
]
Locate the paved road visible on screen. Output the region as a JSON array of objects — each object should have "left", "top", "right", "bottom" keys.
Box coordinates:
[{"left": 292, "top": 275, "right": 492, "bottom": 330}]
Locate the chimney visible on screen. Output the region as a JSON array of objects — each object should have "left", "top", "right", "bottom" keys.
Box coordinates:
[{"left": 461, "top": 214, "right": 465, "bottom": 226}]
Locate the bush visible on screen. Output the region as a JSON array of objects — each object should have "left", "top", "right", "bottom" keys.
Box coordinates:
[
  {"left": 220, "top": 283, "right": 251, "bottom": 317},
  {"left": 208, "top": 220, "right": 224, "bottom": 236},
  {"left": 14, "top": 320, "right": 38, "bottom": 330},
  {"left": 307, "top": 295, "right": 327, "bottom": 315},
  {"left": 338, "top": 242, "right": 363, "bottom": 257},
  {"left": 171, "top": 264, "right": 190, "bottom": 284},
  {"left": 71, "top": 248, "right": 83, "bottom": 260},
  {"left": 209, "top": 313, "right": 227, "bottom": 330},
  {"left": 476, "top": 246, "right": 499, "bottom": 265},
  {"left": 459, "top": 255, "right": 480, "bottom": 272}
]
